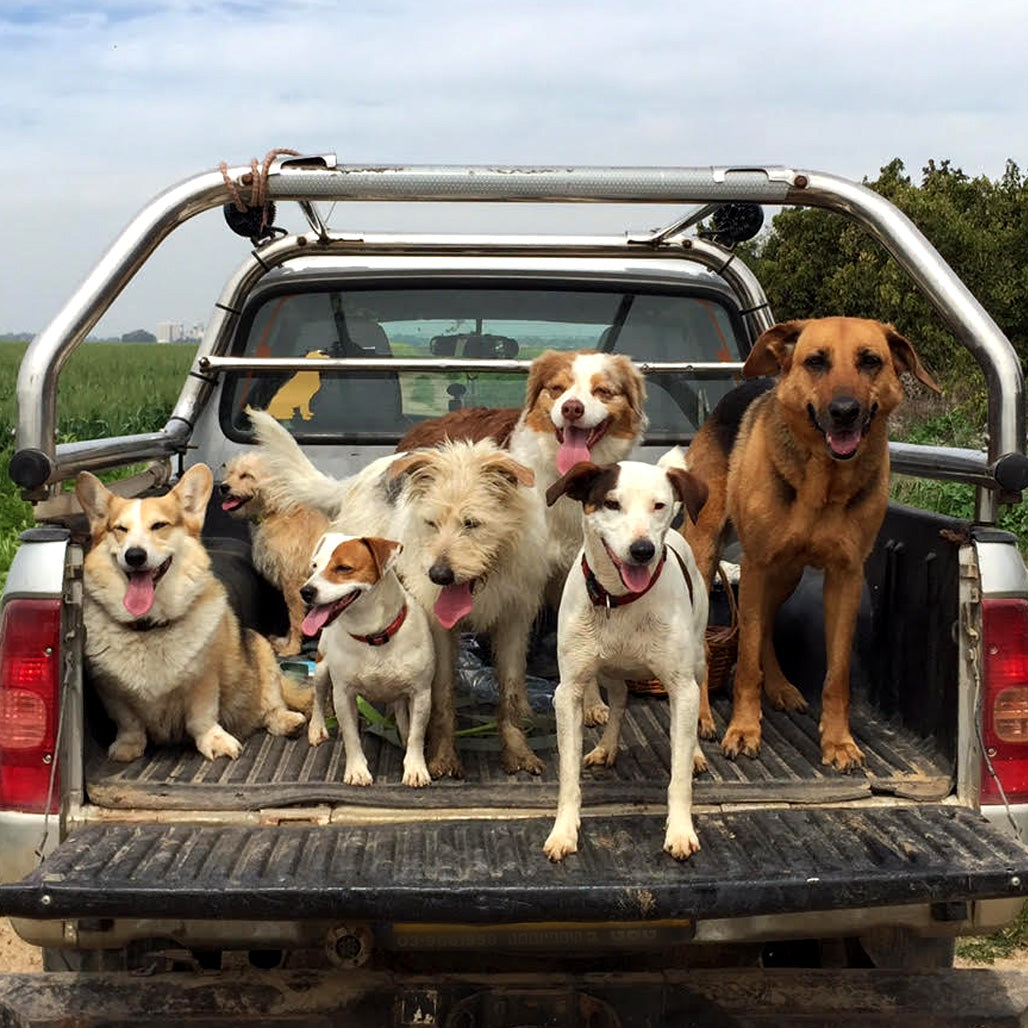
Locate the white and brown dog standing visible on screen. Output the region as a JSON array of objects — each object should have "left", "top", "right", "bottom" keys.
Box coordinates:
[
  {"left": 542, "top": 460, "right": 708, "bottom": 862},
  {"left": 301, "top": 533, "right": 434, "bottom": 788}
]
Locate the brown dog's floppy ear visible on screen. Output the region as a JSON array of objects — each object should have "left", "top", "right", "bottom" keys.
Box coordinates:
[
  {"left": 483, "top": 454, "right": 535, "bottom": 488},
  {"left": 665, "top": 467, "right": 708, "bottom": 525},
  {"left": 885, "top": 326, "right": 941, "bottom": 395},
  {"left": 545, "top": 461, "right": 610, "bottom": 507},
  {"left": 360, "top": 537, "right": 402, "bottom": 578},
  {"left": 390, "top": 451, "right": 438, "bottom": 479},
  {"left": 743, "top": 320, "right": 809, "bottom": 378}
]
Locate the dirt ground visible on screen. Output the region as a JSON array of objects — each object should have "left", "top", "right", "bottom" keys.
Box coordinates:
[{"left": 0, "top": 919, "right": 42, "bottom": 973}]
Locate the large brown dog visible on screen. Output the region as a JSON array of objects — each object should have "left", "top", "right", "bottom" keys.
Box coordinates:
[{"left": 682, "top": 317, "right": 939, "bottom": 769}]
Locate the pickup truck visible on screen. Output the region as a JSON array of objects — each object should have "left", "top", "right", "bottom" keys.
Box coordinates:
[{"left": 3, "top": 155, "right": 1028, "bottom": 1026}]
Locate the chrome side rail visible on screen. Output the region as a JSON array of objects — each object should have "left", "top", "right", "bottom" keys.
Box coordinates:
[{"left": 14, "top": 159, "right": 1025, "bottom": 520}]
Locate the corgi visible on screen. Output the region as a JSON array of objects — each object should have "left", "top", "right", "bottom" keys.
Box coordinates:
[{"left": 76, "top": 465, "right": 307, "bottom": 763}]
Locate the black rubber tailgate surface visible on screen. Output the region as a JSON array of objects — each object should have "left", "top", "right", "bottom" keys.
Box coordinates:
[
  {"left": 3, "top": 806, "right": 1024, "bottom": 923},
  {"left": 85, "top": 694, "right": 952, "bottom": 810}
]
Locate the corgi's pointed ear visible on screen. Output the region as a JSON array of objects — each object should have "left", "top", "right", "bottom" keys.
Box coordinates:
[
  {"left": 545, "top": 461, "right": 610, "bottom": 507},
  {"left": 360, "top": 537, "right": 402, "bottom": 578},
  {"left": 743, "top": 320, "right": 809, "bottom": 378},
  {"left": 885, "top": 326, "right": 941, "bottom": 394},
  {"left": 172, "top": 464, "right": 214, "bottom": 530},
  {"left": 665, "top": 467, "right": 708, "bottom": 524},
  {"left": 75, "top": 471, "right": 112, "bottom": 530}
]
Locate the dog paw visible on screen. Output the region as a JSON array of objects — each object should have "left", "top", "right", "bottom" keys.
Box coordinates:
[
  {"left": 698, "top": 711, "right": 718, "bottom": 740},
  {"left": 543, "top": 826, "right": 579, "bottom": 862},
  {"left": 821, "top": 736, "right": 865, "bottom": 771},
  {"left": 583, "top": 702, "right": 610, "bottom": 727},
  {"left": 583, "top": 743, "right": 618, "bottom": 768},
  {"left": 402, "top": 762, "right": 432, "bottom": 788},
  {"left": 692, "top": 749, "right": 709, "bottom": 775},
  {"left": 308, "top": 722, "right": 330, "bottom": 747},
  {"left": 108, "top": 736, "right": 146, "bottom": 763},
  {"left": 764, "top": 679, "right": 808, "bottom": 712},
  {"left": 344, "top": 764, "right": 374, "bottom": 786},
  {"left": 428, "top": 749, "right": 465, "bottom": 780},
  {"left": 196, "top": 726, "right": 242, "bottom": 761},
  {"left": 502, "top": 746, "right": 545, "bottom": 776},
  {"left": 267, "top": 709, "right": 306, "bottom": 736},
  {"left": 721, "top": 723, "right": 761, "bottom": 760},
  {"left": 663, "top": 824, "right": 701, "bottom": 860}
]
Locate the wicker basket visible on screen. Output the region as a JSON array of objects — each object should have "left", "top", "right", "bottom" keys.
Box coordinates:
[{"left": 627, "top": 563, "right": 738, "bottom": 697}]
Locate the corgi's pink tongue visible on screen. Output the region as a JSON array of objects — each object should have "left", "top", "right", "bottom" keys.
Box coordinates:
[
  {"left": 301, "top": 605, "right": 334, "bottom": 637},
  {"left": 123, "top": 572, "right": 156, "bottom": 618},
  {"left": 434, "top": 581, "right": 474, "bottom": 629},
  {"left": 827, "top": 428, "right": 861, "bottom": 457},
  {"left": 620, "top": 562, "right": 654, "bottom": 593},
  {"left": 557, "top": 426, "right": 592, "bottom": 475}
]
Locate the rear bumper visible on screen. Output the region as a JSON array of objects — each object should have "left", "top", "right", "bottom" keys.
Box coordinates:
[{"left": 4, "top": 967, "right": 1028, "bottom": 1027}]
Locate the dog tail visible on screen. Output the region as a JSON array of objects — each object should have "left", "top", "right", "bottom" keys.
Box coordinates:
[
  {"left": 248, "top": 407, "right": 353, "bottom": 519},
  {"left": 657, "top": 445, "right": 689, "bottom": 472}
]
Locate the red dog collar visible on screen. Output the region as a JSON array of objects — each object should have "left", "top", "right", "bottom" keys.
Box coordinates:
[{"left": 349, "top": 603, "right": 408, "bottom": 646}]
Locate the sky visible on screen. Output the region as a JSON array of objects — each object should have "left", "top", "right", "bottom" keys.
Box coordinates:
[{"left": 1, "top": 0, "right": 1026, "bottom": 339}]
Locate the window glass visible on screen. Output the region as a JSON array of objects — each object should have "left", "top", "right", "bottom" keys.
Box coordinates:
[{"left": 223, "top": 285, "right": 744, "bottom": 441}]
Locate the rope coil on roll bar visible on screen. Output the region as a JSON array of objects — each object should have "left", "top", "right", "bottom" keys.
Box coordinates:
[{"left": 219, "top": 148, "right": 301, "bottom": 231}]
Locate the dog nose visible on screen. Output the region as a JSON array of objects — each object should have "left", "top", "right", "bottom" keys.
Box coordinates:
[
  {"left": 429, "top": 562, "right": 455, "bottom": 586},
  {"left": 218, "top": 482, "right": 230, "bottom": 495},
  {"left": 124, "top": 547, "right": 148, "bottom": 568},
  {"left": 828, "top": 397, "right": 861, "bottom": 427},
  {"left": 300, "top": 585, "right": 316, "bottom": 605},
  {"left": 561, "top": 398, "right": 585, "bottom": 423},
  {"left": 629, "top": 539, "right": 656, "bottom": 563}
]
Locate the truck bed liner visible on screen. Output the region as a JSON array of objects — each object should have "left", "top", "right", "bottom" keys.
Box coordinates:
[
  {"left": 85, "top": 693, "right": 951, "bottom": 811},
  {"left": 0, "top": 806, "right": 1022, "bottom": 923}
]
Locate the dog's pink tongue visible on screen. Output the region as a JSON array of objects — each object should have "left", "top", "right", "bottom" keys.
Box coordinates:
[
  {"left": 123, "top": 572, "right": 155, "bottom": 618},
  {"left": 434, "top": 582, "right": 474, "bottom": 629},
  {"left": 621, "top": 562, "right": 654, "bottom": 594},
  {"left": 221, "top": 498, "right": 243, "bottom": 511},
  {"left": 827, "top": 429, "right": 861, "bottom": 457},
  {"left": 302, "top": 605, "right": 334, "bottom": 637},
  {"left": 557, "top": 426, "right": 592, "bottom": 475}
]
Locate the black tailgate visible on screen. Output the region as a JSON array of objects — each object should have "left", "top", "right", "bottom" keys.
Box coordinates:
[{"left": 2, "top": 806, "right": 1026, "bottom": 923}]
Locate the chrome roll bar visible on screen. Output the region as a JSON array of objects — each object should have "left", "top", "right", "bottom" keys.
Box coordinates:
[{"left": 14, "top": 158, "right": 1025, "bottom": 521}]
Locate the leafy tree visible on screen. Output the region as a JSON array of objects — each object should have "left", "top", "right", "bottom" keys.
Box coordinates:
[
  {"left": 120, "top": 329, "right": 157, "bottom": 344},
  {"left": 738, "top": 158, "right": 1028, "bottom": 386}
]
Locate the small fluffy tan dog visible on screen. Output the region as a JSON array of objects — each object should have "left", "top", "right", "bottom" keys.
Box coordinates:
[
  {"left": 218, "top": 451, "right": 328, "bottom": 655},
  {"left": 77, "top": 465, "right": 307, "bottom": 763}
]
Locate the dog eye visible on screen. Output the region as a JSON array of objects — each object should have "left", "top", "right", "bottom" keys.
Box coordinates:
[
  {"left": 240, "top": 472, "right": 252, "bottom": 481},
  {"left": 463, "top": 518, "right": 480, "bottom": 531},
  {"left": 425, "top": 519, "right": 438, "bottom": 530},
  {"left": 653, "top": 502, "right": 666, "bottom": 512},
  {"left": 804, "top": 353, "right": 829, "bottom": 372},
  {"left": 858, "top": 352, "right": 883, "bottom": 371},
  {"left": 547, "top": 384, "right": 564, "bottom": 397},
  {"left": 593, "top": 386, "right": 615, "bottom": 401},
  {"left": 149, "top": 521, "right": 169, "bottom": 531},
  {"left": 335, "top": 564, "right": 353, "bottom": 574},
  {"left": 112, "top": 525, "right": 128, "bottom": 535},
  {"left": 603, "top": 499, "right": 621, "bottom": 512}
]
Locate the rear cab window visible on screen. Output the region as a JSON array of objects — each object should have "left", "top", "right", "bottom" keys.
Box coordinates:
[{"left": 221, "top": 282, "right": 747, "bottom": 444}]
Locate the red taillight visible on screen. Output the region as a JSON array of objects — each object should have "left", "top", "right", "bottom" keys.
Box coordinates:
[
  {"left": 981, "top": 598, "right": 1028, "bottom": 804},
  {"left": 0, "top": 599, "right": 61, "bottom": 813}
]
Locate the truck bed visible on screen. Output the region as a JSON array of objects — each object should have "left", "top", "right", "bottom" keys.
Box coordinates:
[{"left": 85, "top": 691, "right": 951, "bottom": 813}]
